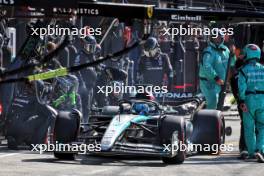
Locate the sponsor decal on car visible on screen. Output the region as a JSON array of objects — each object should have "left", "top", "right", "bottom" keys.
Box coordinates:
[
  {"left": 101, "top": 115, "right": 150, "bottom": 151},
  {"left": 154, "top": 92, "right": 194, "bottom": 99}
]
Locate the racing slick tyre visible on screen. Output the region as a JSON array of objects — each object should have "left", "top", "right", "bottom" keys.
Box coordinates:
[
  {"left": 160, "top": 115, "right": 185, "bottom": 164},
  {"left": 191, "top": 110, "right": 225, "bottom": 154},
  {"left": 53, "top": 110, "right": 81, "bottom": 160}
]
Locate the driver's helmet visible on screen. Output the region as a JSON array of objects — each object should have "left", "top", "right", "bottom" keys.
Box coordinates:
[{"left": 133, "top": 103, "right": 150, "bottom": 115}]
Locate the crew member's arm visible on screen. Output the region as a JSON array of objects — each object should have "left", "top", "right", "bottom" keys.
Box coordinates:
[
  {"left": 228, "top": 54, "right": 237, "bottom": 84},
  {"left": 137, "top": 57, "right": 144, "bottom": 84},
  {"left": 52, "top": 93, "right": 67, "bottom": 108},
  {"left": 202, "top": 52, "right": 223, "bottom": 84},
  {"left": 238, "top": 69, "right": 248, "bottom": 112},
  {"left": 163, "top": 54, "right": 173, "bottom": 90},
  {"left": 0, "top": 67, "right": 5, "bottom": 81}
]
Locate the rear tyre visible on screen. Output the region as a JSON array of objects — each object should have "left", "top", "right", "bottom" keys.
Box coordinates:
[
  {"left": 191, "top": 110, "right": 225, "bottom": 154},
  {"left": 160, "top": 116, "right": 185, "bottom": 164},
  {"left": 7, "top": 136, "right": 18, "bottom": 150},
  {"left": 53, "top": 110, "right": 81, "bottom": 160}
]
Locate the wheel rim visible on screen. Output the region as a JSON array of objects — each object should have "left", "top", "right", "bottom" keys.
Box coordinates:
[{"left": 220, "top": 116, "right": 226, "bottom": 144}]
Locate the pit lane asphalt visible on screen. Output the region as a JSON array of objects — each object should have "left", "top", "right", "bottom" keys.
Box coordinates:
[{"left": 0, "top": 109, "right": 264, "bottom": 176}]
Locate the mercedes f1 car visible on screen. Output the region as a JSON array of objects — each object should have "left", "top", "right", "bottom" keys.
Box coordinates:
[{"left": 53, "top": 94, "right": 230, "bottom": 164}]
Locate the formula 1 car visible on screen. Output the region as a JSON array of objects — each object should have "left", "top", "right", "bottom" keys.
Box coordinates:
[{"left": 53, "top": 94, "right": 230, "bottom": 164}]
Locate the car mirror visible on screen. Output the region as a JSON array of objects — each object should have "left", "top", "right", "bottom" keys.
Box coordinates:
[{"left": 119, "top": 103, "right": 131, "bottom": 113}]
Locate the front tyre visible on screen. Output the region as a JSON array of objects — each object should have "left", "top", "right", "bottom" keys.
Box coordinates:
[{"left": 160, "top": 116, "right": 185, "bottom": 164}]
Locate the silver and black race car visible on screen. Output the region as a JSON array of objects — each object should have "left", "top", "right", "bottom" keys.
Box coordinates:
[{"left": 53, "top": 95, "right": 230, "bottom": 164}]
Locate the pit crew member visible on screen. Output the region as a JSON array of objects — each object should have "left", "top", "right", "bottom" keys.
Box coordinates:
[
  {"left": 74, "top": 35, "right": 99, "bottom": 124},
  {"left": 199, "top": 30, "right": 235, "bottom": 109},
  {"left": 137, "top": 37, "right": 173, "bottom": 89},
  {"left": 238, "top": 44, "right": 264, "bottom": 163}
]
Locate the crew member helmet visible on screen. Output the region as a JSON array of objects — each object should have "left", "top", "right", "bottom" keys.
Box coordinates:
[
  {"left": 242, "top": 44, "right": 261, "bottom": 61},
  {"left": 210, "top": 28, "right": 225, "bottom": 47},
  {"left": 82, "top": 35, "right": 97, "bottom": 54},
  {"left": 143, "top": 37, "right": 160, "bottom": 57}
]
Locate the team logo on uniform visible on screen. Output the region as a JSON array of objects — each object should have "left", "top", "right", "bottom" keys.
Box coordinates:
[
  {"left": 147, "top": 6, "right": 153, "bottom": 18},
  {"left": 158, "top": 57, "right": 163, "bottom": 65}
]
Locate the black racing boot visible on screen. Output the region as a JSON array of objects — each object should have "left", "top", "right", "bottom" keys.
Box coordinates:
[
  {"left": 238, "top": 151, "right": 249, "bottom": 160},
  {"left": 255, "top": 152, "right": 264, "bottom": 163}
]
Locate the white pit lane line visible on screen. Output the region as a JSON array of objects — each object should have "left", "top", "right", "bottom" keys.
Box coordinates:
[
  {"left": 0, "top": 153, "right": 19, "bottom": 158},
  {"left": 0, "top": 148, "right": 29, "bottom": 158}
]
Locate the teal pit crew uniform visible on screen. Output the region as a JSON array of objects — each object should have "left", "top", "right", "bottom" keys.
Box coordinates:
[
  {"left": 199, "top": 42, "right": 235, "bottom": 109},
  {"left": 238, "top": 44, "right": 264, "bottom": 160}
]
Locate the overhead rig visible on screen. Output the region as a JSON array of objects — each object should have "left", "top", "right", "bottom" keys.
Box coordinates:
[{"left": 0, "top": 1, "right": 264, "bottom": 22}]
